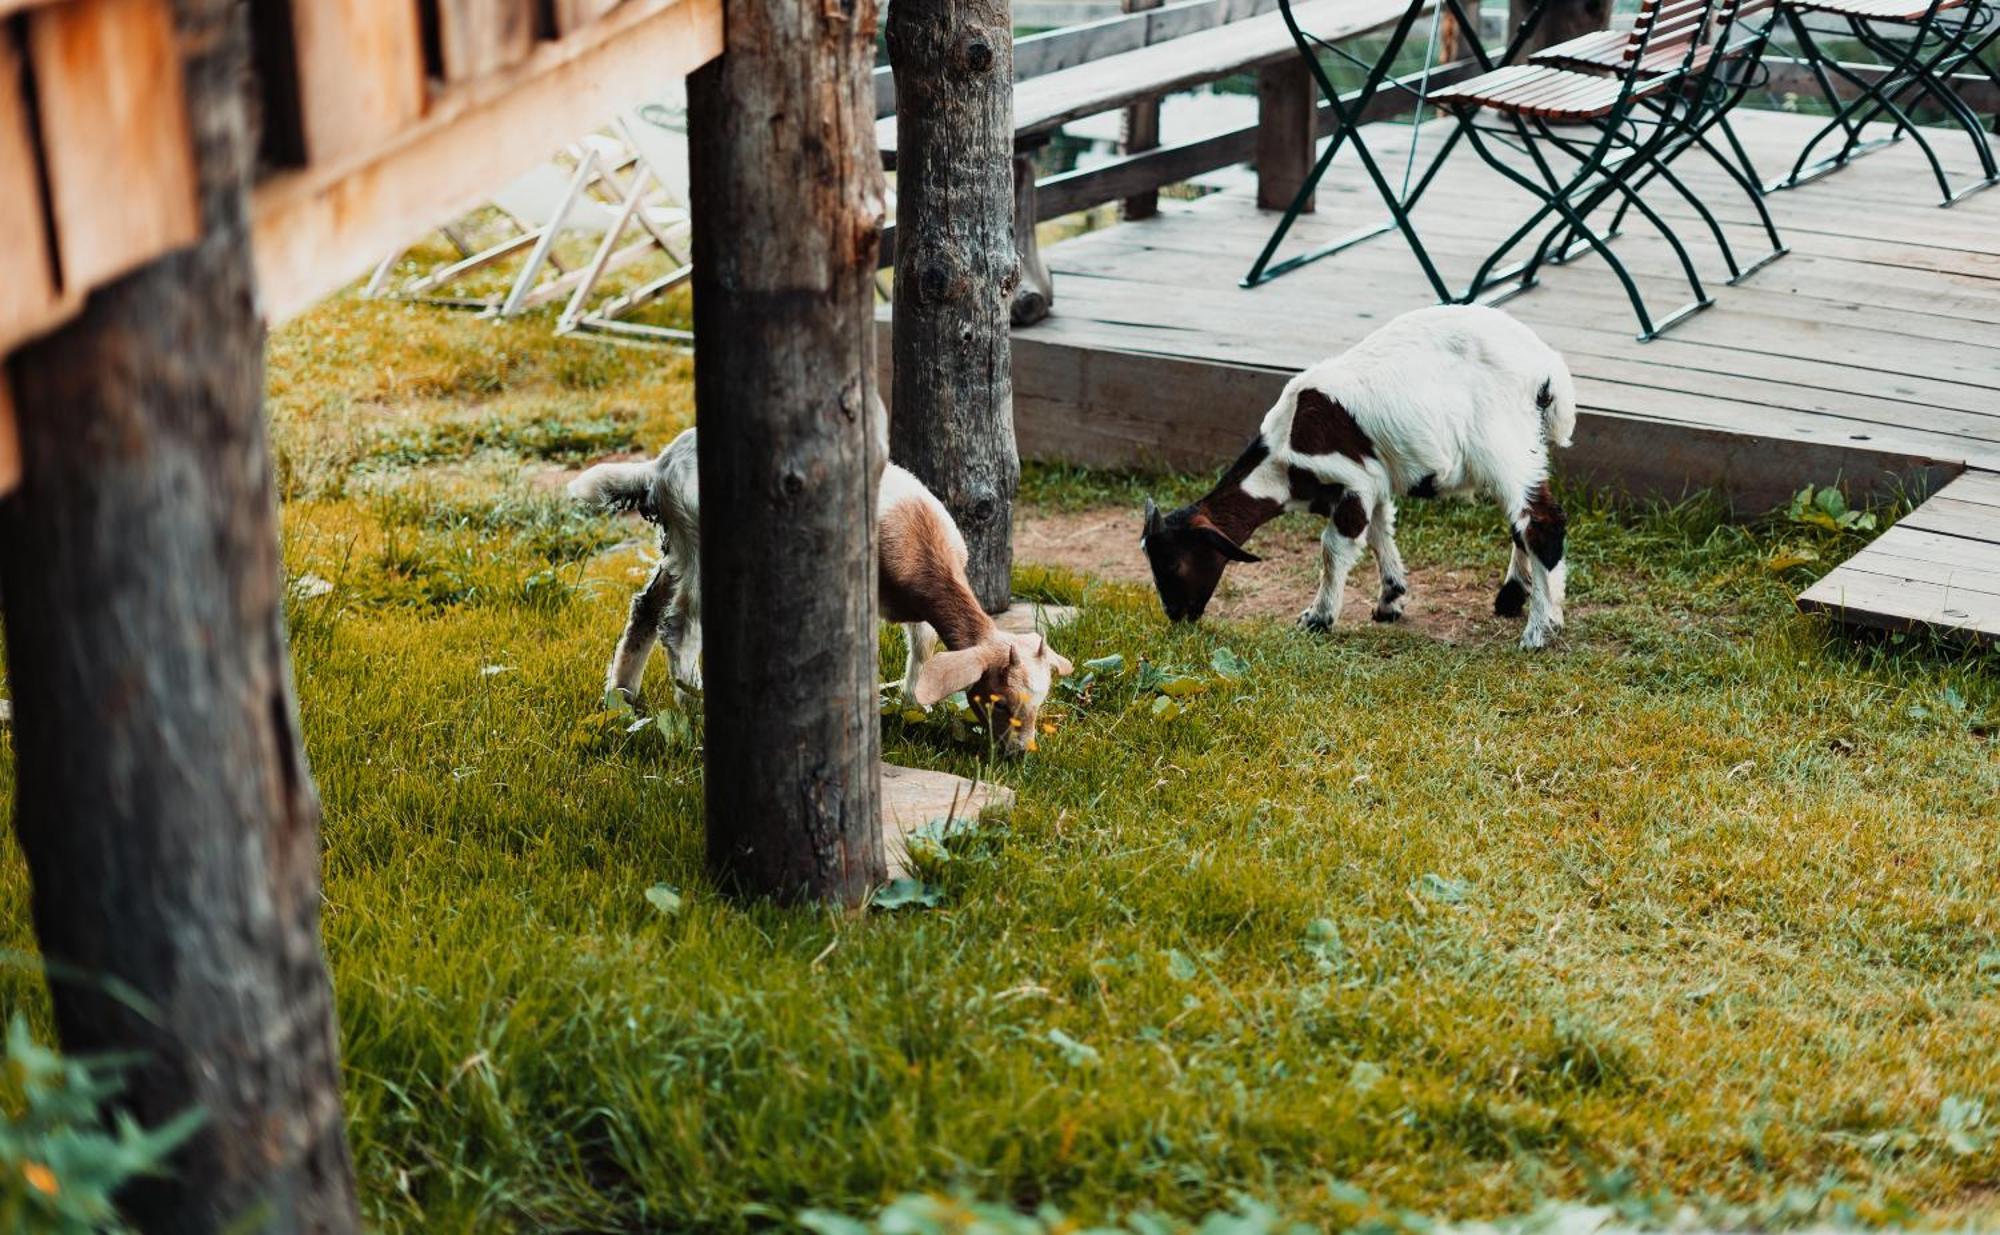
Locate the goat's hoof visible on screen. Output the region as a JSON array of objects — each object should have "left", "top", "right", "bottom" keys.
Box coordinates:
[
  {"left": 1519, "top": 621, "right": 1563, "bottom": 650},
  {"left": 1298, "top": 610, "right": 1335, "bottom": 633},
  {"left": 1371, "top": 604, "right": 1404, "bottom": 623},
  {"left": 1494, "top": 579, "right": 1529, "bottom": 618}
]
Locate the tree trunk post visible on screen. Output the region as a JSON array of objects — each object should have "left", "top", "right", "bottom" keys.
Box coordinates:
[
  {"left": 1256, "top": 57, "right": 1317, "bottom": 212},
  {"left": 0, "top": 0, "right": 359, "bottom": 1229},
  {"left": 688, "top": 0, "right": 889, "bottom": 901},
  {"left": 1510, "top": 0, "right": 1606, "bottom": 54},
  {"left": 886, "top": 0, "right": 1022, "bottom": 612},
  {"left": 1121, "top": 0, "right": 1164, "bottom": 221}
]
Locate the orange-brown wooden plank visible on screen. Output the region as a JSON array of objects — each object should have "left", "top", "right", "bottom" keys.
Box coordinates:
[
  {"left": 0, "top": 29, "right": 69, "bottom": 355},
  {"left": 550, "top": 0, "right": 625, "bottom": 34},
  {"left": 436, "top": 0, "right": 537, "bottom": 81},
  {"left": 28, "top": 0, "right": 199, "bottom": 294},
  {"left": 289, "top": 0, "right": 427, "bottom": 165}
]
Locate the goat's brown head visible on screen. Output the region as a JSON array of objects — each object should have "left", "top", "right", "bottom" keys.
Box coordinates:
[
  {"left": 910, "top": 632, "right": 1074, "bottom": 755},
  {"left": 1140, "top": 497, "right": 1261, "bottom": 623}
]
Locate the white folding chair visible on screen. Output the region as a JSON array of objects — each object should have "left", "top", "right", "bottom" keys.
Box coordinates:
[
  {"left": 366, "top": 147, "right": 623, "bottom": 316},
  {"left": 557, "top": 100, "right": 696, "bottom": 346}
]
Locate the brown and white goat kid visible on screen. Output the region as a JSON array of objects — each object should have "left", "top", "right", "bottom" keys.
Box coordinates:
[
  {"left": 571, "top": 428, "right": 1074, "bottom": 754},
  {"left": 1141, "top": 305, "right": 1577, "bottom": 648}
]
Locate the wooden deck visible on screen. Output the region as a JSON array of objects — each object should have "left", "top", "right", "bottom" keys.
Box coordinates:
[{"left": 988, "top": 106, "right": 2000, "bottom": 641}]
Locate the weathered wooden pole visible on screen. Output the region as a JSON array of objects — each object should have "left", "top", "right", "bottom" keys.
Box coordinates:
[
  {"left": 1511, "top": 0, "right": 1606, "bottom": 53},
  {"left": 688, "top": 0, "right": 889, "bottom": 901},
  {"left": 1121, "top": 0, "right": 1164, "bottom": 220},
  {"left": 886, "top": 0, "right": 1022, "bottom": 612},
  {"left": 0, "top": 0, "right": 359, "bottom": 1229}
]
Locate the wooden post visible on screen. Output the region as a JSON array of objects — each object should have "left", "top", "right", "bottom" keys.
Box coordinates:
[
  {"left": 1440, "top": 0, "right": 1482, "bottom": 63},
  {"left": 1510, "top": 0, "right": 1607, "bottom": 54},
  {"left": 1012, "top": 148, "right": 1056, "bottom": 327},
  {"left": 886, "top": 0, "right": 1021, "bottom": 612},
  {"left": 0, "top": 0, "right": 359, "bottom": 1228},
  {"left": 688, "top": 0, "right": 889, "bottom": 902},
  {"left": 1255, "top": 57, "right": 1316, "bottom": 212},
  {"left": 1120, "top": 0, "right": 1164, "bottom": 220}
]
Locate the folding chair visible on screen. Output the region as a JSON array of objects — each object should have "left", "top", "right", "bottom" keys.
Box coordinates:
[
  {"left": 1528, "top": 0, "right": 1787, "bottom": 278},
  {"left": 365, "top": 149, "right": 624, "bottom": 315},
  {"left": 1770, "top": 0, "right": 1998, "bottom": 203},
  {"left": 557, "top": 102, "right": 696, "bottom": 346},
  {"left": 1427, "top": 0, "right": 1782, "bottom": 339}
]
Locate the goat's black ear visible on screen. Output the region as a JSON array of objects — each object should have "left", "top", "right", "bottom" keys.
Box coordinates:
[
  {"left": 1196, "top": 526, "right": 1261, "bottom": 564},
  {"left": 1142, "top": 497, "right": 1164, "bottom": 540}
]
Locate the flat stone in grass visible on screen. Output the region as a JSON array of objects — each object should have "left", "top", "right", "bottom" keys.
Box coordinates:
[
  {"left": 994, "top": 599, "right": 1078, "bottom": 636},
  {"left": 880, "top": 763, "right": 1012, "bottom": 880}
]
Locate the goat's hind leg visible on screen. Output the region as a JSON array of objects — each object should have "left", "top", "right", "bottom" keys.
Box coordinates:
[
  {"left": 1300, "top": 493, "right": 1370, "bottom": 632},
  {"left": 1508, "top": 481, "right": 1568, "bottom": 649},
  {"left": 1369, "top": 497, "right": 1409, "bottom": 622},
  {"left": 609, "top": 559, "right": 676, "bottom": 699},
  {"left": 663, "top": 574, "right": 703, "bottom": 706},
  {"left": 899, "top": 622, "right": 940, "bottom": 707}
]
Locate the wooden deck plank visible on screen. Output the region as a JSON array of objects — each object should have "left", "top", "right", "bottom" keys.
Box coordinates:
[{"left": 1798, "top": 476, "right": 2000, "bottom": 641}]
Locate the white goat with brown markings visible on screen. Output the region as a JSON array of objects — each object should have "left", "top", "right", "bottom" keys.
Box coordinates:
[
  {"left": 571, "top": 428, "right": 1073, "bottom": 754},
  {"left": 1140, "top": 305, "right": 1577, "bottom": 648}
]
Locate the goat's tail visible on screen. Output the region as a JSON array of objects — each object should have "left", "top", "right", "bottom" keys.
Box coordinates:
[
  {"left": 1535, "top": 353, "right": 1578, "bottom": 450},
  {"left": 569, "top": 460, "right": 657, "bottom": 519}
]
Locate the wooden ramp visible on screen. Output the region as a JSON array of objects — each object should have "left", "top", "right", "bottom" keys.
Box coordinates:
[
  {"left": 954, "top": 106, "right": 2000, "bottom": 642},
  {"left": 1799, "top": 470, "right": 2000, "bottom": 642}
]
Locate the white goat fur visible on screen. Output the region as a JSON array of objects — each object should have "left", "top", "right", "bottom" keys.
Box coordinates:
[
  {"left": 1277, "top": 306, "right": 1572, "bottom": 645},
  {"left": 1149, "top": 305, "right": 1576, "bottom": 647}
]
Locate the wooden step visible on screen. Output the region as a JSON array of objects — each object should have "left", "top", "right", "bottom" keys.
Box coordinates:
[{"left": 1798, "top": 470, "right": 2000, "bottom": 642}]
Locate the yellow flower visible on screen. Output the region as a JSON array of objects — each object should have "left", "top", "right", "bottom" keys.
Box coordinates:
[
  {"left": 22, "top": 1161, "right": 57, "bottom": 1197},
  {"left": 1041, "top": 722, "right": 1057, "bottom": 734}
]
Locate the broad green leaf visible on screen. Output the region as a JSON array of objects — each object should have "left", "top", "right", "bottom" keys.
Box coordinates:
[
  {"left": 1158, "top": 675, "right": 1207, "bottom": 698},
  {"left": 873, "top": 878, "right": 944, "bottom": 910},
  {"left": 1047, "top": 1028, "right": 1099, "bottom": 1066},
  {"left": 645, "top": 884, "right": 683, "bottom": 916},
  {"left": 1151, "top": 696, "right": 1183, "bottom": 721},
  {"left": 1082, "top": 653, "right": 1125, "bottom": 675},
  {"left": 1210, "top": 647, "right": 1252, "bottom": 680}
]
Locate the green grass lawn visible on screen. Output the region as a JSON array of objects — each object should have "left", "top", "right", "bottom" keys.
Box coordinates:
[{"left": 3, "top": 287, "right": 1998, "bottom": 1233}]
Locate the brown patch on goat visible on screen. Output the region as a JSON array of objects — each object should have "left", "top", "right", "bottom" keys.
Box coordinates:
[
  {"left": 1332, "top": 493, "right": 1369, "bottom": 540},
  {"left": 1289, "top": 389, "right": 1374, "bottom": 460},
  {"left": 1522, "top": 482, "right": 1566, "bottom": 571},
  {"left": 879, "top": 498, "right": 990, "bottom": 650}
]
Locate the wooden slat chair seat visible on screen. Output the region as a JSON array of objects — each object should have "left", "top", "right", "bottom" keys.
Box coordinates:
[{"left": 1428, "top": 63, "right": 1669, "bottom": 119}]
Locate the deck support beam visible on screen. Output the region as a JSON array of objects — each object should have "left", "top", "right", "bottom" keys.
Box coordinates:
[
  {"left": 0, "top": 0, "right": 359, "bottom": 1225},
  {"left": 1120, "top": 0, "right": 1165, "bottom": 220},
  {"left": 1256, "top": 57, "right": 1318, "bottom": 211},
  {"left": 688, "top": 0, "right": 888, "bottom": 902}
]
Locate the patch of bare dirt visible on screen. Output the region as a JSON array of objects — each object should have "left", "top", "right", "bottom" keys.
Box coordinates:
[{"left": 1017, "top": 506, "right": 1536, "bottom": 646}]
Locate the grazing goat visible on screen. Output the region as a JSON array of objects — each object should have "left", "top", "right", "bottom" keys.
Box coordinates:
[
  {"left": 571, "top": 428, "right": 1074, "bottom": 754},
  {"left": 1140, "top": 305, "right": 1577, "bottom": 648}
]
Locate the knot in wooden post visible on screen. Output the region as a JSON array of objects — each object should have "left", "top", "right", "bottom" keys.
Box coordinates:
[{"left": 963, "top": 33, "right": 995, "bottom": 73}]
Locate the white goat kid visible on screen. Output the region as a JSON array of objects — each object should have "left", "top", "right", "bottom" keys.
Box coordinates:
[
  {"left": 1139, "top": 305, "right": 1577, "bottom": 648},
  {"left": 571, "top": 429, "right": 1074, "bottom": 754}
]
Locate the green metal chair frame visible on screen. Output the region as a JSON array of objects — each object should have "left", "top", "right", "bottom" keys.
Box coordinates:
[
  {"left": 1528, "top": 4, "right": 1787, "bottom": 280},
  {"left": 1239, "top": 0, "right": 1562, "bottom": 292},
  {"left": 1428, "top": 0, "right": 1780, "bottom": 339},
  {"left": 1772, "top": 0, "right": 1998, "bottom": 203}
]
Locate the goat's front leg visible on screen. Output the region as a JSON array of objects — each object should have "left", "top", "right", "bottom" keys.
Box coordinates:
[
  {"left": 609, "top": 559, "right": 676, "bottom": 699},
  {"left": 1300, "top": 494, "right": 1370, "bottom": 632},
  {"left": 900, "top": 622, "right": 940, "bottom": 706},
  {"left": 1509, "top": 481, "right": 1567, "bottom": 649},
  {"left": 1368, "top": 497, "right": 1409, "bottom": 622},
  {"left": 1495, "top": 541, "right": 1531, "bottom": 618}
]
